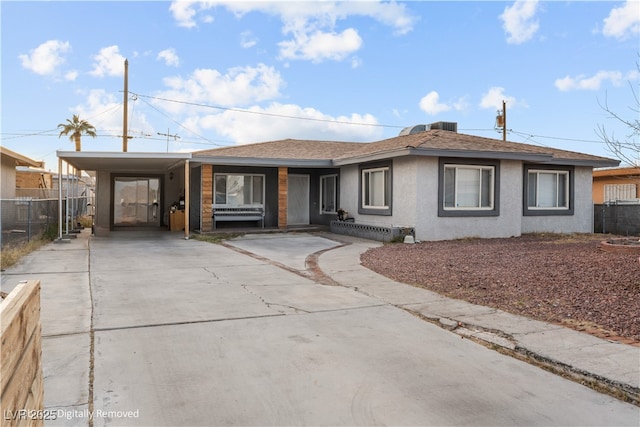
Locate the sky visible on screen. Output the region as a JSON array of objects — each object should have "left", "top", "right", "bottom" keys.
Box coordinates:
[{"left": 1, "top": 0, "right": 639, "bottom": 172}]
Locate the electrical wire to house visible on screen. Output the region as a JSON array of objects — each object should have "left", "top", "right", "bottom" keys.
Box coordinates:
[{"left": 1, "top": 88, "right": 615, "bottom": 155}]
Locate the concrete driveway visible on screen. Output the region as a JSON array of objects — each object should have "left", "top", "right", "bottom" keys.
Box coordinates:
[{"left": 2, "top": 230, "right": 638, "bottom": 426}]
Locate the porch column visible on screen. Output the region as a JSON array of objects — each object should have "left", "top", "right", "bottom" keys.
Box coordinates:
[
  {"left": 201, "top": 164, "right": 213, "bottom": 232},
  {"left": 278, "top": 167, "right": 288, "bottom": 230},
  {"left": 184, "top": 160, "right": 190, "bottom": 239},
  {"left": 57, "top": 157, "right": 63, "bottom": 240}
]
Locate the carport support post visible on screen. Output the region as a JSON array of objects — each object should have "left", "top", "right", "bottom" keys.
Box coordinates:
[
  {"left": 278, "top": 167, "right": 288, "bottom": 230},
  {"left": 184, "top": 160, "right": 190, "bottom": 239},
  {"left": 58, "top": 158, "right": 63, "bottom": 240},
  {"left": 201, "top": 165, "right": 213, "bottom": 232},
  {"left": 54, "top": 157, "right": 69, "bottom": 243}
]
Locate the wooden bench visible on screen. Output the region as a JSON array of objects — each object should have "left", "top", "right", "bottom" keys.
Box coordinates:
[{"left": 213, "top": 206, "right": 265, "bottom": 229}]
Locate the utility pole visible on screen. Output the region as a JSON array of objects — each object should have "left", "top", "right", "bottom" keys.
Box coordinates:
[
  {"left": 502, "top": 100, "right": 507, "bottom": 142},
  {"left": 496, "top": 100, "right": 507, "bottom": 141},
  {"left": 122, "top": 59, "right": 129, "bottom": 152},
  {"left": 158, "top": 129, "right": 180, "bottom": 152}
]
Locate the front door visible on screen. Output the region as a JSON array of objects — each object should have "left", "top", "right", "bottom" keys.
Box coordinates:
[
  {"left": 287, "top": 174, "right": 309, "bottom": 225},
  {"left": 113, "top": 177, "right": 161, "bottom": 226}
]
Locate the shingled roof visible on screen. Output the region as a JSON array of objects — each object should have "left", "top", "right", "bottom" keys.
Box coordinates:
[{"left": 192, "top": 130, "right": 619, "bottom": 168}]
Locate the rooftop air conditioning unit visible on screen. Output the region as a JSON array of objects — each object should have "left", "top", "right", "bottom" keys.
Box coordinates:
[
  {"left": 399, "top": 124, "right": 427, "bottom": 136},
  {"left": 429, "top": 121, "right": 457, "bottom": 132}
]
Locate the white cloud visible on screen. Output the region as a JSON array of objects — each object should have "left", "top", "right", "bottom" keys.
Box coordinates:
[
  {"left": 419, "top": 91, "right": 468, "bottom": 115},
  {"left": 64, "top": 70, "right": 79, "bottom": 81},
  {"left": 169, "top": 1, "right": 415, "bottom": 63},
  {"left": 602, "top": 0, "right": 640, "bottom": 40},
  {"left": 240, "top": 31, "right": 258, "bottom": 48},
  {"left": 479, "top": 87, "right": 521, "bottom": 110},
  {"left": 19, "top": 40, "right": 71, "bottom": 75},
  {"left": 278, "top": 28, "right": 362, "bottom": 62},
  {"left": 157, "top": 63, "right": 285, "bottom": 115},
  {"left": 169, "top": 0, "right": 200, "bottom": 28},
  {"left": 191, "top": 102, "right": 382, "bottom": 144},
  {"left": 499, "top": 0, "right": 540, "bottom": 44},
  {"left": 157, "top": 48, "right": 180, "bottom": 67},
  {"left": 90, "top": 46, "right": 127, "bottom": 77},
  {"left": 554, "top": 70, "right": 638, "bottom": 91},
  {"left": 419, "top": 91, "right": 451, "bottom": 115}
]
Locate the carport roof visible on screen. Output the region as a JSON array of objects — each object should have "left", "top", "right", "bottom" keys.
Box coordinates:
[{"left": 57, "top": 151, "right": 191, "bottom": 172}]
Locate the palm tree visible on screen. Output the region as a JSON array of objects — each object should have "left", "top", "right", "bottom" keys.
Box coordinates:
[{"left": 57, "top": 114, "right": 97, "bottom": 151}]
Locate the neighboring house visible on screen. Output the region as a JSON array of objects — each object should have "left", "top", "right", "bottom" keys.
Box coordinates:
[
  {"left": 0, "top": 147, "right": 44, "bottom": 199},
  {"left": 592, "top": 167, "right": 640, "bottom": 204},
  {"left": 16, "top": 166, "right": 53, "bottom": 190},
  {"left": 57, "top": 123, "right": 619, "bottom": 240}
]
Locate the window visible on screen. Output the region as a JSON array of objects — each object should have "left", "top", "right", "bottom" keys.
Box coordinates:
[
  {"left": 527, "top": 170, "right": 569, "bottom": 209},
  {"left": 443, "top": 165, "right": 495, "bottom": 210},
  {"left": 214, "top": 174, "right": 264, "bottom": 206},
  {"left": 359, "top": 162, "right": 392, "bottom": 215},
  {"left": 523, "top": 165, "right": 573, "bottom": 216},
  {"left": 320, "top": 175, "right": 338, "bottom": 214},
  {"left": 438, "top": 159, "right": 499, "bottom": 217}
]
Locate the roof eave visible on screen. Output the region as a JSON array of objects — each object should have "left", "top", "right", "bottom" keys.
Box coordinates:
[
  {"left": 333, "top": 148, "right": 554, "bottom": 166},
  {"left": 539, "top": 158, "right": 621, "bottom": 168},
  {"left": 192, "top": 156, "right": 334, "bottom": 168},
  {"left": 1, "top": 147, "right": 44, "bottom": 168}
]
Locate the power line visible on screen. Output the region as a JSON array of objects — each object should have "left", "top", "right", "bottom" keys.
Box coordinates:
[
  {"left": 129, "top": 91, "right": 405, "bottom": 129},
  {"left": 135, "top": 95, "right": 231, "bottom": 146}
]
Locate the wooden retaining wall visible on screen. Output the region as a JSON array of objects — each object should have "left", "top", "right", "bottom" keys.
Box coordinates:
[{"left": 1, "top": 280, "right": 44, "bottom": 427}]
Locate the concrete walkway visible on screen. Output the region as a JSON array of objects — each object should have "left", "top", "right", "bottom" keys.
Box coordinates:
[{"left": 1, "top": 229, "right": 638, "bottom": 426}]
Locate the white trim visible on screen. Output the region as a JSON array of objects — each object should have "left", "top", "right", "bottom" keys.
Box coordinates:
[
  {"left": 527, "top": 169, "right": 569, "bottom": 210},
  {"left": 443, "top": 164, "right": 495, "bottom": 210},
  {"left": 319, "top": 174, "right": 338, "bottom": 215},
  {"left": 362, "top": 166, "right": 389, "bottom": 209}
]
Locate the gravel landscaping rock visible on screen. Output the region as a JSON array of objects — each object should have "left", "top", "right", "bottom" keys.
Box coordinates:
[{"left": 360, "top": 234, "right": 640, "bottom": 344}]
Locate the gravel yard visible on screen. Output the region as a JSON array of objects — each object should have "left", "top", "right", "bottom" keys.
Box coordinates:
[{"left": 360, "top": 234, "right": 640, "bottom": 344}]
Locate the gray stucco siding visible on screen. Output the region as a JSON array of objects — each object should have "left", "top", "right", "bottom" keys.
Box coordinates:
[
  {"left": 521, "top": 166, "right": 594, "bottom": 233},
  {"left": 415, "top": 158, "right": 522, "bottom": 241}
]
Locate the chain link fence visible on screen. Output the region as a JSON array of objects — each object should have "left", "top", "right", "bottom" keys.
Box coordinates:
[{"left": 0, "top": 197, "right": 90, "bottom": 249}]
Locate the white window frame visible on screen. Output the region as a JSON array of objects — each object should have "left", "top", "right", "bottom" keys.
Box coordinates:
[
  {"left": 214, "top": 173, "right": 265, "bottom": 207},
  {"left": 527, "top": 170, "right": 569, "bottom": 210},
  {"left": 362, "top": 166, "right": 389, "bottom": 210},
  {"left": 319, "top": 174, "right": 338, "bottom": 214},
  {"left": 443, "top": 164, "right": 495, "bottom": 210}
]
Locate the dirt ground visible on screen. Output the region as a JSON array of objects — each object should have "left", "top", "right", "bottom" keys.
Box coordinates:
[{"left": 360, "top": 234, "right": 640, "bottom": 344}]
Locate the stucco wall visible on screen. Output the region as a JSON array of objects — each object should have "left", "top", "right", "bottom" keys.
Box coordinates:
[
  {"left": 593, "top": 176, "right": 639, "bottom": 204},
  {"left": 521, "top": 166, "right": 594, "bottom": 234},
  {"left": 339, "top": 159, "right": 595, "bottom": 240},
  {"left": 94, "top": 171, "right": 111, "bottom": 236},
  {"left": 338, "top": 158, "right": 416, "bottom": 229},
  {"left": 416, "top": 158, "right": 522, "bottom": 241},
  {"left": 340, "top": 157, "right": 523, "bottom": 241},
  {"left": 1, "top": 155, "right": 17, "bottom": 199}
]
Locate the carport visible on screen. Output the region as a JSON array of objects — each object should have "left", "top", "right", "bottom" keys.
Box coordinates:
[{"left": 56, "top": 151, "right": 192, "bottom": 239}]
